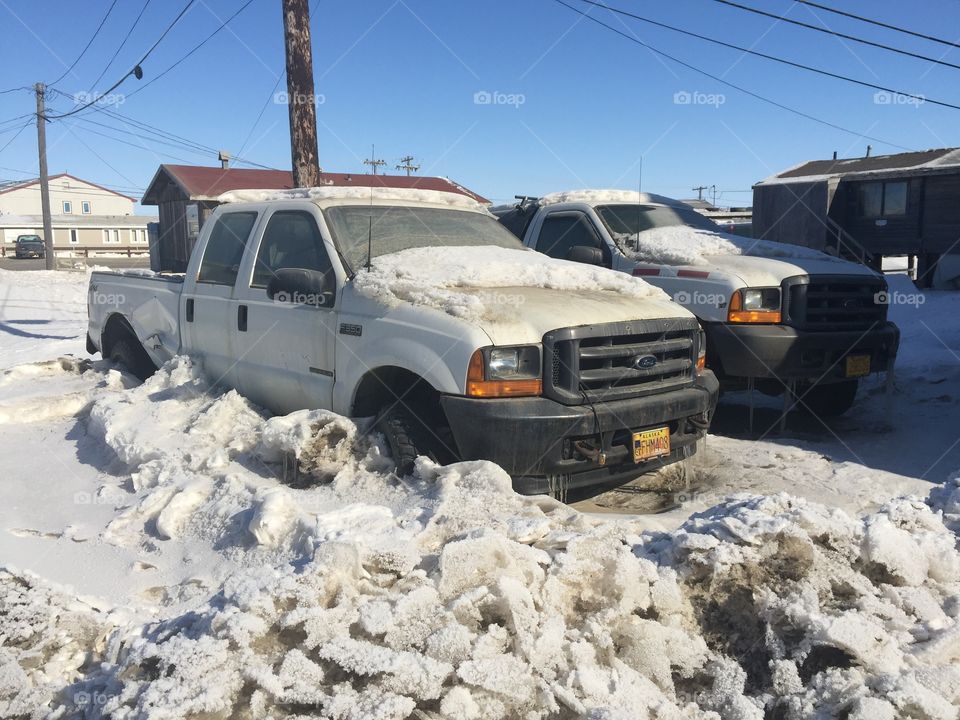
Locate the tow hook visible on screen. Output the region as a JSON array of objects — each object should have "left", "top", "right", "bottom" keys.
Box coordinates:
[
  {"left": 689, "top": 412, "right": 711, "bottom": 431},
  {"left": 573, "top": 440, "right": 606, "bottom": 466}
]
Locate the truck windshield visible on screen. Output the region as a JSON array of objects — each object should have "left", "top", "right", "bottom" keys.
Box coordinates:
[
  {"left": 324, "top": 205, "right": 523, "bottom": 272},
  {"left": 17, "top": 236, "right": 41, "bottom": 244},
  {"left": 596, "top": 204, "right": 720, "bottom": 237}
]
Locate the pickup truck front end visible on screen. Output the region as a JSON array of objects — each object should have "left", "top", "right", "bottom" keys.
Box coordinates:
[
  {"left": 708, "top": 274, "right": 899, "bottom": 383},
  {"left": 443, "top": 317, "right": 718, "bottom": 494}
]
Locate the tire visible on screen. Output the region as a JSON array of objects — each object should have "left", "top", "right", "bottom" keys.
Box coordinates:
[
  {"left": 799, "top": 379, "right": 859, "bottom": 417},
  {"left": 375, "top": 404, "right": 456, "bottom": 477},
  {"left": 108, "top": 337, "right": 156, "bottom": 381}
]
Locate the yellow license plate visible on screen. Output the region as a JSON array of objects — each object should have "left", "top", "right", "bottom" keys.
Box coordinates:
[
  {"left": 845, "top": 354, "right": 871, "bottom": 377},
  {"left": 633, "top": 427, "right": 671, "bottom": 463}
]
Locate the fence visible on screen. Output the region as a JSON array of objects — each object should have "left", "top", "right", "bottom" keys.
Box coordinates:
[{"left": 1, "top": 245, "right": 150, "bottom": 258}]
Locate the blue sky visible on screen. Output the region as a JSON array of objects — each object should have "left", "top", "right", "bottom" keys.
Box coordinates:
[{"left": 1, "top": 0, "right": 958, "bottom": 210}]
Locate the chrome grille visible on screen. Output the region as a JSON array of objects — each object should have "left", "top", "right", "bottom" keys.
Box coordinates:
[{"left": 542, "top": 318, "right": 700, "bottom": 405}]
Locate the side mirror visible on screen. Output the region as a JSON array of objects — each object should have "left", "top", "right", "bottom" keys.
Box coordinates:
[
  {"left": 566, "top": 245, "right": 605, "bottom": 265},
  {"left": 266, "top": 268, "right": 335, "bottom": 308}
]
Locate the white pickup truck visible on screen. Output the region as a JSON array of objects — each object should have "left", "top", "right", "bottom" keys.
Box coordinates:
[
  {"left": 86, "top": 187, "right": 718, "bottom": 495},
  {"left": 494, "top": 190, "right": 900, "bottom": 417}
]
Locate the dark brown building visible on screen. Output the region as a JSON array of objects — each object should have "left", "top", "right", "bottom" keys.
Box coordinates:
[
  {"left": 141, "top": 164, "right": 489, "bottom": 272},
  {"left": 752, "top": 148, "right": 960, "bottom": 286}
]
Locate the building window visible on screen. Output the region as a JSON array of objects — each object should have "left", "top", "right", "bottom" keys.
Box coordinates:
[
  {"left": 103, "top": 230, "right": 110, "bottom": 244},
  {"left": 858, "top": 181, "right": 907, "bottom": 218},
  {"left": 81, "top": 201, "right": 91, "bottom": 214},
  {"left": 113, "top": 229, "right": 120, "bottom": 244},
  {"left": 62, "top": 201, "right": 73, "bottom": 214},
  {"left": 70, "top": 229, "right": 78, "bottom": 244}
]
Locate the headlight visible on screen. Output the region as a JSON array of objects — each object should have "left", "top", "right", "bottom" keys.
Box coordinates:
[
  {"left": 728, "top": 288, "right": 781, "bottom": 323},
  {"left": 467, "top": 346, "right": 542, "bottom": 397},
  {"left": 696, "top": 328, "right": 707, "bottom": 371}
]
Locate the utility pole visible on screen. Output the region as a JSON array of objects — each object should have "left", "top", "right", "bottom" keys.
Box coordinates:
[
  {"left": 396, "top": 155, "right": 420, "bottom": 176},
  {"left": 35, "top": 83, "right": 54, "bottom": 270},
  {"left": 692, "top": 185, "right": 708, "bottom": 202},
  {"left": 363, "top": 146, "right": 386, "bottom": 175},
  {"left": 281, "top": 0, "right": 319, "bottom": 187}
]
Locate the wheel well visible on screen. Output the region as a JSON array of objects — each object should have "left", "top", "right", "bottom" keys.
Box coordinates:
[
  {"left": 352, "top": 366, "right": 441, "bottom": 418},
  {"left": 100, "top": 313, "right": 140, "bottom": 357}
]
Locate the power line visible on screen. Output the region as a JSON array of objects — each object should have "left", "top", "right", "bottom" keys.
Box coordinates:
[
  {"left": 88, "top": 0, "right": 155, "bottom": 90},
  {"left": 711, "top": 0, "right": 960, "bottom": 71},
  {"left": 570, "top": 0, "right": 960, "bottom": 111},
  {"left": 45, "top": 0, "right": 198, "bottom": 120},
  {"left": 117, "top": 0, "right": 258, "bottom": 102},
  {"left": 796, "top": 0, "right": 960, "bottom": 51},
  {"left": 0, "top": 121, "right": 31, "bottom": 156},
  {"left": 552, "top": 0, "right": 911, "bottom": 150},
  {"left": 48, "top": 0, "right": 121, "bottom": 87}
]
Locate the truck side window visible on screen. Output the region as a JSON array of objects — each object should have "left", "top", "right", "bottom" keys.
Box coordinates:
[
  {"left": 537, "top": 214, "right": 603, "bottom": 261},
  {"left": 197, "top": 212, "right": 258, "bottom": 285},
  {"left": 251, "top": 210, "right": 333, "bottom": 288}
]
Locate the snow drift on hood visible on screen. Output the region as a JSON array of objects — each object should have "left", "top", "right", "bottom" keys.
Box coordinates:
[
  {"left": 351, "top": 246, "right": 668, "bottom": 321},
  {"left": 615, "top": 226, "right": 846, "bottom": 267}
]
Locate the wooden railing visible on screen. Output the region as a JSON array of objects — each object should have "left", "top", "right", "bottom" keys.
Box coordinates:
[{"left": 1, "top": 245, "right": 150, "bottom": 258}]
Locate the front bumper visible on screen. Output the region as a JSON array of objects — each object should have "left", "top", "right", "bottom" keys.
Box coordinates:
[
  {"left": 705, "top": 321, "right": 900, "bottom": 380},
  {"left": 441, "top": 370, "right": 719, "bottom": 494}
]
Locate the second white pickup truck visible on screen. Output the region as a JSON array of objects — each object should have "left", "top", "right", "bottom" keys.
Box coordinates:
[
  {"left": 495, "top": 190, "right": 900, "bottom": 417},
  {"left": 87, "top": 187, "right": 718, "bottom": 495}
]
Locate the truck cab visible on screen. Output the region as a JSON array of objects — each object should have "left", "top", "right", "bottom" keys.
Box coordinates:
[
  {"left": 495, "top": 190, "right": 900, "bottom": 416},
  {"left": 87, "top": 187, "right": 719, "bottom": 496}
]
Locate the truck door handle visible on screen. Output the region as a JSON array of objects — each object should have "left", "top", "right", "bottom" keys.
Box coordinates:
[
  {"left": 238, "top": 304, "right": 248, "bottom": 332},
  {"left": 185, "top": 298, "right": 194, "bottom": 322}
]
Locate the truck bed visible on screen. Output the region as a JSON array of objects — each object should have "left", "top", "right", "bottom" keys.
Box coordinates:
[{"left": 87, "top": 270, "right": 185, "bottom": 365}]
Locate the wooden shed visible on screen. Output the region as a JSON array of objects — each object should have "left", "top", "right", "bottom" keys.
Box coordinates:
[
  {"left": 141, "top": 164, "right": 489, "bottom": 272},
  {"left": 752, "top": 148, "right": 960, "bottom": 286}
]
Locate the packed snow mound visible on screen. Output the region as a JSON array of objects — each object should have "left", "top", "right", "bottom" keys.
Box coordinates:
[
  {"left": 615, "top": 226, "right": 845, "bottom": 267},
  {"left": 218, "top": 186, "right": 489, "bottom": 212},
  {"left": 539, "top": 189, "right": 682, "bottom": 207},
  {"left": 352, "top": 245, "right": 666, "bottom": 320}
]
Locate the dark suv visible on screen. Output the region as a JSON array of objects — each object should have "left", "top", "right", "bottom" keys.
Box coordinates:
[{"left": 14, "top": 235, "right": 45, "bottom": 258}]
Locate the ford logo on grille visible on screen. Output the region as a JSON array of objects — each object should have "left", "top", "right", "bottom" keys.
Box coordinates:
[{"left": 633, "top": 354, "right": 658, "bottom": 369}]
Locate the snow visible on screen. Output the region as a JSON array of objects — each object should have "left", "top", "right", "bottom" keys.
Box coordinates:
[
  {"left": 218, "top": 186, "right": 489, "bottom": 212},
  {"left": 352, "top": 245, "right": 667, "bottom": 320},
  {"left": 539, "top": 189, "right": 683, "bottom": 207},
  {"left": 615, "top": 225, "right": 845, "bottom": 267},
  {"left": 1, "top": 268, "right": 960, "bottom": 719}
]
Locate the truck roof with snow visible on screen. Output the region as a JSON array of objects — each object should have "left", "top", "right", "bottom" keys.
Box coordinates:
[
  {"left": 494, "top": 189, "right": 900, "bottom": 418},
  {"left": 86, "top": 186, "right": 718, "bottom": 496}
]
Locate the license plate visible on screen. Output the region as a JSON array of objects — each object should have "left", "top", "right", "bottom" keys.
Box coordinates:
[
  {"left": 633, "top": 427, "right": 671, "bottom": 463},
  {"left": 845, "top": 354, "right": 871, "bottom": 377}
]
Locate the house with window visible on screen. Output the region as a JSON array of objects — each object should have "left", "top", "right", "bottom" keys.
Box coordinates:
[
  {"left": 0, "top": 173, "right": 157, "bottom": 253},
  {"left": 752, "top": 148, "right": 960, "bottom": 286}
]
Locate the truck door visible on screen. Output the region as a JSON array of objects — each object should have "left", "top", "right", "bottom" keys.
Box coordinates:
[
  {"left": 181, "top": 210, "right": 260, "bottom": 389},
  {"left": 230, "top": 207, "right": 339, "bottom": 414},
  {"left": 533, "top": 212, "right": 611, "bottom": 267}
]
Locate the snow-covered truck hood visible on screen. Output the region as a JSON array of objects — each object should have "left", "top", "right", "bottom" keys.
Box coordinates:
[
  {"left": 350, "top": 246, "right": 694, "bottom": 345},
  {"left": 616, "top": 226, "right": 881, "bottom": 287}
]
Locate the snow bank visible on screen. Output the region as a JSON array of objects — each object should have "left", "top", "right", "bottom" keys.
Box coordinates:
[
  {"left": 352, "top": 246, "right": 665, "bottom": 320},
  {"left": 218, "top": 186, "right": 488, "bottom": 212},
  {"left": 615, "top": 226, "right": 845, "bottom": 267},
  {"left": 3, "top": 356, "right": 959, "bottom": 718}
]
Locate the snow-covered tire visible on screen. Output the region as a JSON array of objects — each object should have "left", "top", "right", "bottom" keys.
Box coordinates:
[
  {"left": 799, "top": 379, "right": 859, "bottom": 418},
  {"left": 108, "top": 337, "right": 156, "bottom": 382}
]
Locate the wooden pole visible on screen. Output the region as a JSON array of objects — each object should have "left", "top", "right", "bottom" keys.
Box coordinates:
[
  {"left": 35, "top": 83, "right": 55, "bottom": 270},
  {"left": 282, "top": 0, "right": 319, "bottom": 188}
]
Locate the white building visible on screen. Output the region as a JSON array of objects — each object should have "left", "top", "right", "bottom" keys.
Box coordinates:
[{"left": 0, "top": 173, "right": 157, "bottom": 251}]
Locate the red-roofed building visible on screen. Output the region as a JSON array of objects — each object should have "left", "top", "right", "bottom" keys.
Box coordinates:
[{"left": 141, "top": 164, "right": 489, "bottom": 271}]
